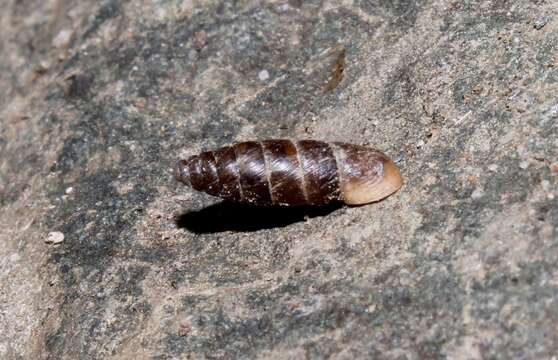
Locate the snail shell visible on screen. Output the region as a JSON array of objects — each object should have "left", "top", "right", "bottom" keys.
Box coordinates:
[{"left": 175, "top": 140, "right": 403, "bottom": 206}]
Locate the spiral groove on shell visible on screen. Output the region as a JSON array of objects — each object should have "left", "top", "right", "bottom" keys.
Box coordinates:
[{"left": 175, "top": 140, "right": 403, "bottom": 206}]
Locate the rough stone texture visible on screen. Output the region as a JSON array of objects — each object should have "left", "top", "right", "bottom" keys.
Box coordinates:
[{"left": 1, "top": 0, "right": 557, "bottom": 359}]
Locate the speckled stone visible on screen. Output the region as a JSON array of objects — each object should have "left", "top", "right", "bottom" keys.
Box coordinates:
[{"left": 0, "top": 0, "right": 557, "bottom": 359}]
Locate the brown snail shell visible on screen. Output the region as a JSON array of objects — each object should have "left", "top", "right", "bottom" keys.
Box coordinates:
[{"left": 175, "top": 140, "right": 403, "bottom": 206}]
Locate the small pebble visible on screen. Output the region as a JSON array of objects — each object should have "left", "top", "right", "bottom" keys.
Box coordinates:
[
  {"left": 258, "top": 69, "right": 270, "bottom": 81},
  {"left": 45, "top": 231, "right": 64, "bottom": 244},
  {"left": 488, "top": 164, "right": 499, "bottom": 172},
  {"left": 519, "top": 161, "right": 530, "bottom": 169},
  {"left": 193, "top": 31, "right": 207, "bottom": 51},
  {"left": 276, "top": 3, "right": 291, "bottom": 12},
  {"left": 533, "top": 16, "right": 548, "bottom": 30},
  {"left": 424, "top": 175, "right": 437, "bottom": 186},
  {"left": 65, "top": 187, "right": 74, "bottom": 194},
  {"left": 38, "top": 60, "right": 51, "bottom": 72},
  {"left": 52, "top": 29, "right": 72, "bottom": 48},
  {"left": 178, "top": 323, "right": 191, "bottom": 337},
  {"left": 393, "top": 154, "right": 405, "bottom": 164},
  {"left": 471, "top": 188, "right": 484, "bottom": 200}
]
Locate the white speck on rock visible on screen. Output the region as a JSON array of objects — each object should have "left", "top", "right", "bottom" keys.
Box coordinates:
[
  {"left": 45, "top": 231, "right": 64, "bottom": 244},
  {"left": 258, "top": 69, "right": 270, "bottom": 81},
  {"left": 52, "top": 29, "right": 72, "bottom": 48},
  {"left": 65, "top": 187, "right": 74, "bottom": 194},
  {"left": 533, "top": 16, "right": 548, "bottom": 30},
  {"left": 541, "top": 180, "right": 554, "bottom": 200},
  {"left": 471, "top": 188, "right": 484, "bottom": 200},
  {"left": 548, "top": 104, "right": 558, "bottom": 117}
]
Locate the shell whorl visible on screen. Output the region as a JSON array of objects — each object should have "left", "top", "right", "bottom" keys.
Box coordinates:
[{"left": 175, "top": 140, "right": 403, "bottom": 206}]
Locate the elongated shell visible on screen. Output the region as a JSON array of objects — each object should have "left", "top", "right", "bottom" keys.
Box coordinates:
[{"left": 175, "top": 140, "right": 403, "bottom": 206}]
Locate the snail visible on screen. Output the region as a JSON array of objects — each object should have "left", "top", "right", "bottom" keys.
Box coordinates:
[{"left": 175, "top": 140, "right": 403, "bottom": 206}]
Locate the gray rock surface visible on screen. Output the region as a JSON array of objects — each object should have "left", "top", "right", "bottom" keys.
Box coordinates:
[{"left": 1, "top": 0, "right": 557, "bottom": 358}]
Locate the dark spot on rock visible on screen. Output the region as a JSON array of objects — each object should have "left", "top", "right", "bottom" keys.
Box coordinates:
[
  {"left": 537, "top": 204, "right": 550, "bottom": 222},
  {"left": 63, "top": 53, "right": 81, "bottom": 71},
  {"left": 324, "top": 47, "right": 346, "bottom": 92},
  {"left": 381, "top": 64, "right": 417, "bottom": 107},
  {"left": 108, "top": 46, "right": 138, "bottom": 74},
  {"left": 192, "top": 31, "right": 207, "bottom": 51},
  {"left": 66, "top": 74, "right": 94, "bottom": 99},
  {"left": 289, "top": 0, "right": 303, "bottom": 7},
  {"left": 83, "top": 0, "right": 121, "bottom": 39},
  {"left": 45, "top": 332, "right": 63, "bottom": 352}
]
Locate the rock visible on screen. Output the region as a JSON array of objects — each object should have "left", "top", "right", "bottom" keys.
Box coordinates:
[
  {"left": 471, "top": 188, "right": 484, "bottom": 200},
  {"left": 533, "top": 16, "right": 549, "bottom": 30},
  {"left": 258, "top": 69, "right": 270, "bottom": 81},
  {"left": 52, "top": 29, "right": 73, "bottom": 48},
  {"left": 45, "top": 232, "right": 65, "bottom": 245},
  {"left": 1, "top": 0, "right": 557, "bottom": 359}
]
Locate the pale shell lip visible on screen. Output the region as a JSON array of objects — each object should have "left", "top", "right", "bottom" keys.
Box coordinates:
[{"left": 342, "top": 158, "right": 403, "bottom": 205}]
